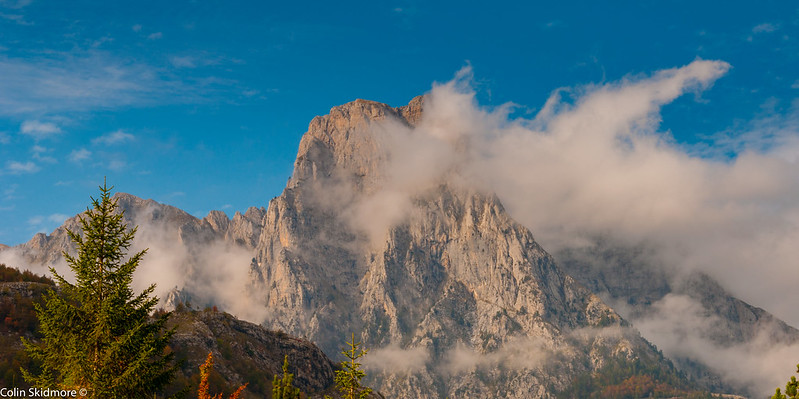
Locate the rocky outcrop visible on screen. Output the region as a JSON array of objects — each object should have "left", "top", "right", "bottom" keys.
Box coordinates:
[{"left": 166, "top": 309, "right": 337, "bottom": 398}]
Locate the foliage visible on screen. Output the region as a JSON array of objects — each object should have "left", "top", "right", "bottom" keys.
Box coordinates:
[
  {"left": 327, "top": 333, "right": 372, "bottom": 399},
  {"left": 156, "top": 309, "right": 276, "bottom": 398},
  {"left": 0, "top": 268, "right": 53, "bottom": 390},
  {"left": 557, "top": 357, "right": 712, "bottom": 399},
  {"left": 0, "top": 263, "right": 54, "bottom": 284},
  {"left": 772, "top": 364, "right": 799, "bottom": 399},
  {"left": 22, "top": 182, "right": 177, "bottom": 397},
  {"left": 0, "top": 334, "right": 37, "bottom": 390},
  {"left": 198, "top": 352, "right": 247, "bottom": 399},
  {"left": 273, "top": 355, "right": 301, "bottom": 399}
]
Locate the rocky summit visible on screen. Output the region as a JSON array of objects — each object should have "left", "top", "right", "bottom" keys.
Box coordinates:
[{"left": 2, "top": 96, "right": 779, "bottom": 397}]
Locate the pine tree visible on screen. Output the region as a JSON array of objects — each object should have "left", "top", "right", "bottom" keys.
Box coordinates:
[
  {"left": 773, "top": 364, "right": 799, "bottom": 399},
  {"left": 22, "top": 182, "right": 177, "bottom": 398},
  {"left": 272, "top": 355, "right": 301, "bottom": 399},
  {"left": 327, "top": 333, "right": 372, "bottom": 399}
]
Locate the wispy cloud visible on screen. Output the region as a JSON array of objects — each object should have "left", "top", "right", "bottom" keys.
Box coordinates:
[
  {"left": 0, "top": 11, "right": 32, "bottom": 25},
  {"left": 542, "top": 20, "right": 563, "bottom": 29},
  {"left": 0, "top": 52, "right": 191, "bottom": 116},
  {"left": 5, "top": 160, "right": 39, "bottom": 174},
  {"left": 147, "top": 32, "right": 162, "bottom": 40},
  {"left": 31, "top": 144, "right": 56, "bottom": 163},
  {"left": 752, "top": 23, "right": 778, "bottom": 33},
  {"left": 47, "top": 213, "right": 68, "bottom": 224},
  {"left": 169, "top": 56, "right": 196, "bottom": 69},
  {"left": 0, "top": 132, "right": 9, "bottom": 144},
  {"left": 0, "top": 0, "right": 32, "bottom": 9},
  {"left": 168, "top": 52, "right": 241, "bottom": 70},
  {"left": 25, "top": 213, "right": 70, "bottom": 235},
  {"left": 68, "top": 148, "right": 91, "bottom": 162},
  {"left": 108, "top": 159, "right": 126, "bottom": 171},
  {"left": 92, "top": 129, "right": 134, "bottom": 145},
  {"left": 19, "top": 120, "right": 61, "bottom": 139},
  {"left": 2, "top": 183, "right": 17, "bottom": 199}
]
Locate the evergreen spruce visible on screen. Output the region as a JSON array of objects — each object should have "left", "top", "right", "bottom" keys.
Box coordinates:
[
  {"left": 22, "top": 182, "right": 177, "bottom": 398},
  {"left": 773, "top": 364, "right": 799, "bottom": 399},
  {"left": 328, "top": 333, "right": 372, "bottom": 399},
  {"left": 272, "top": 355, "right": 301, "bottom": 399}
]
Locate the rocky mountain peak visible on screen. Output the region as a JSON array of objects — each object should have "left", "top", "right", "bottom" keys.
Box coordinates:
[
  {"left": 291, "top": 96, "right": 424, "bottom": 191},
  {"left": 203, "top": 210, "right": 231, "bottom": 234}
]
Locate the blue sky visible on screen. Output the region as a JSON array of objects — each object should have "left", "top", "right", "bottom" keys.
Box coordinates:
[{"left": 0, "top": 0, "right": 797, "bottom": 245}]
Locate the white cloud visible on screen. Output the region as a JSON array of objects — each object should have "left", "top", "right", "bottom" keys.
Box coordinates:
[
  {"left": 132, "top": 24, "right": 142, "bottom": 32},
  {"left": 31, "top": 145, "right": 56, "bottom": 163},
  {"left": 0, "top": 0, "right": 32, "bottom": 9},
  {"left": 6, "top": 160, "right": 39, "bottom": 174},
  {"left": 752, "top": 23, "right": 778, "bottom": 33},
  {"left": 47, "top": 213, "right": 69, "bottom": 224},
  {"left": 0, "top": 132, "right": 9, "bottom": 144},
  {"left": 170, "top": 56, "right": 196, "bottom": 68},
  {"left": 147, "top": 32, "right": 163, "bottom": 40},
  {"left": 20, "top": 120, "right": 61, "bottom": 139},
  {"left": 0, "top": 52, "right": 197, "bottom": 116},
  {"left": 632, "top": 294, "right": 799, "bottom": 394},
  {"left": 323, "top": 59, "right": 799, "bottom": 391},
  {"left": 363, "top": 344, "right": 430, "bottom": 374},
  {"left": 2, "top": 183, "right": 17, "bottom": 199},
  {"left": 68, "top": 148, "right": 91, "bottom": 162},
  {"left": 406, "top": 62, "right": 799, "bottom": 330},
  {"left": 442, "top": 337, "right": 549, "bottom": 375},
  {"left": 26, "top": 215, "right": 43, "bottom": 225},
  {"left": 92, "top": 129, "right": 134, "bottom": 145},
  {"left": 108, "top": 159, "right": 126, "bottom": 170},
  {"left": 0, "top": 12, "right": 31, "bottom": 25}
]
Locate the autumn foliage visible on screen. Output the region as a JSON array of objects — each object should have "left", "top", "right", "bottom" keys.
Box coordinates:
[{"left": 198, "top": 352, "right": 247, "bottom": 399}]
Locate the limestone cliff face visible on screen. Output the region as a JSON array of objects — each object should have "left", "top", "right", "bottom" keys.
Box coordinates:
[{"left": 247, "top": 98, "right": 668, "bottom": 397}]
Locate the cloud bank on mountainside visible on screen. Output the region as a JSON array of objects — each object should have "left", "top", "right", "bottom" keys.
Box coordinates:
[
  {"left": 335, "top": 59, "right": 799, "bottom": 394},
  {"left": 362, "top": 59, "right": 799, "bottom": 327}
]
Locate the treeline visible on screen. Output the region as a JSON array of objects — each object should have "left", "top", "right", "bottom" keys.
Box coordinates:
[
  {"left": 0, "top": 263, "right": 54, "bottom": 285},
  {"left": 557, "top": 357, "right": 714, "bottom": 399},
  {"left": 0, "top": 264, "right": 52, "bottom": 389}
]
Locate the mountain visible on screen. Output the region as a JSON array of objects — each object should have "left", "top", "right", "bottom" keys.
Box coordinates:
[
  {"left": 556, "top": 239, "right": 799, "bottom": 395},
  {"left": 0, "top": 97, "right": 771, "bottom": 397}
]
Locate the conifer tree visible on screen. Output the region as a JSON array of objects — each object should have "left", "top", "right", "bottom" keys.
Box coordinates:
[
  {"left": 327, "top": 333, "right": 372, "bottom": 399},
  {"left": 773, "top": 364, "right": 799, "bottom": 399},
  {"left": 272, "top": 355, "right": 301, "bottom": 399},
  {"left": 23, "top": 182, "right": 177, "bottom": 398}
]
